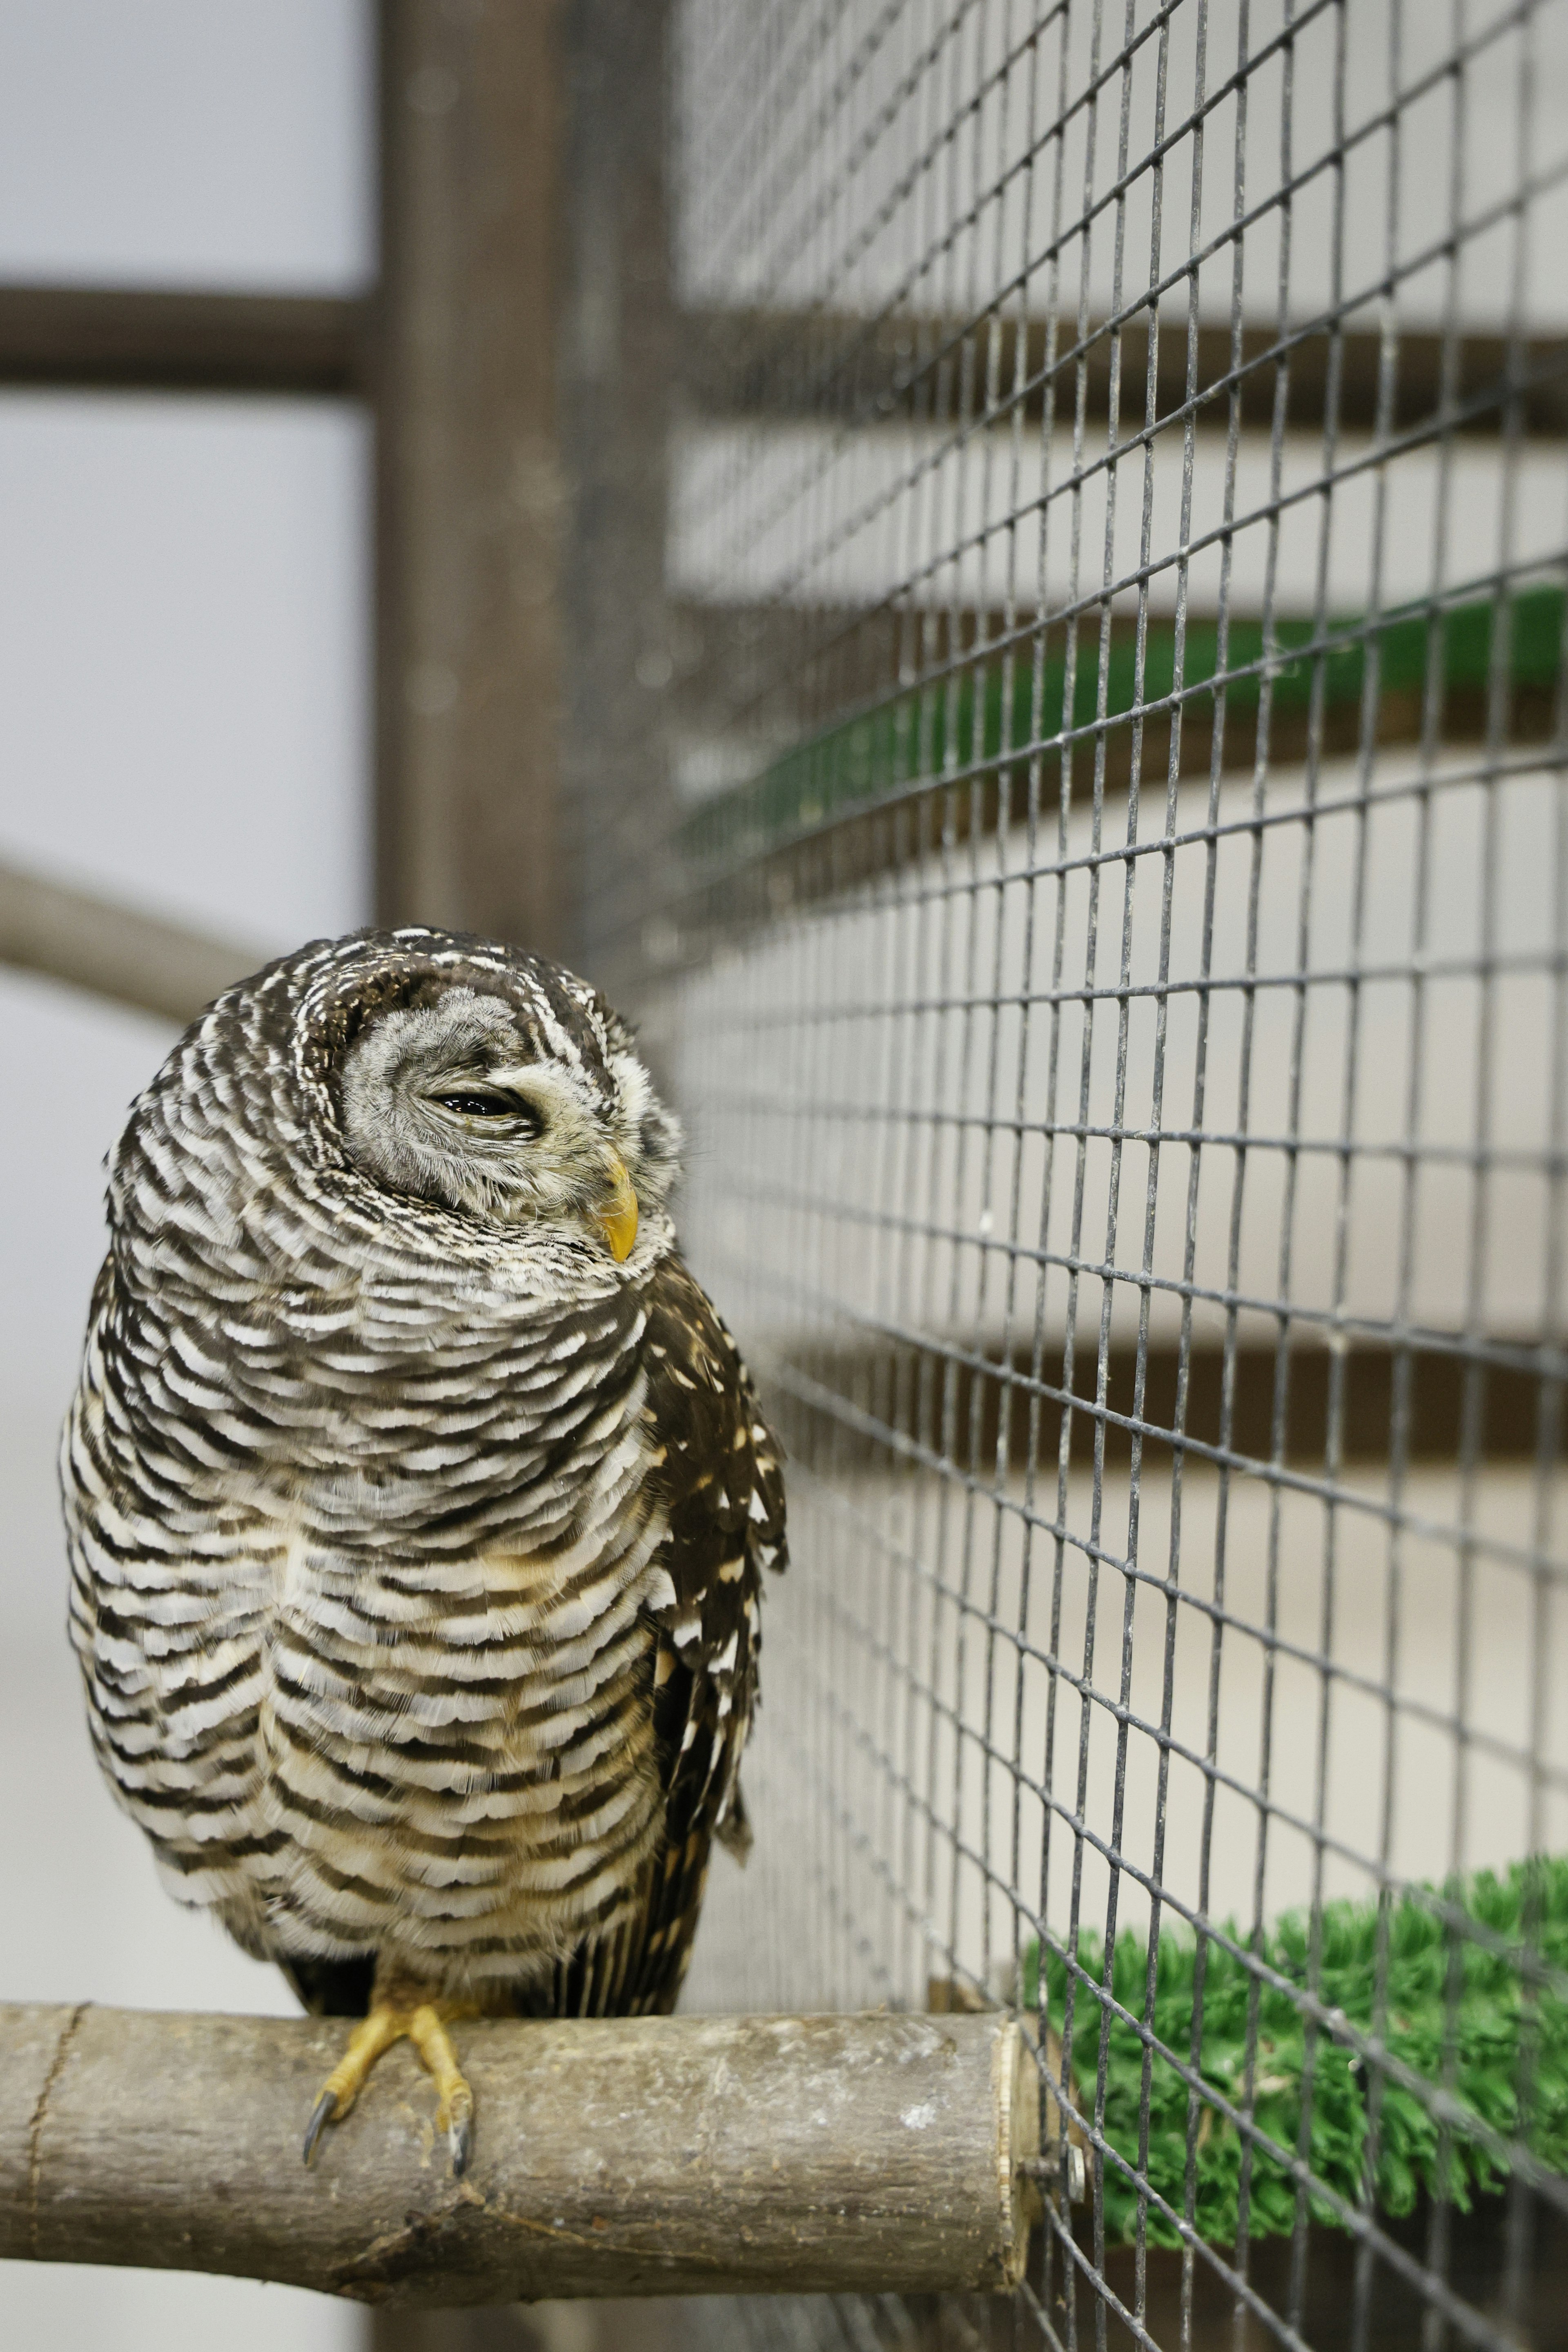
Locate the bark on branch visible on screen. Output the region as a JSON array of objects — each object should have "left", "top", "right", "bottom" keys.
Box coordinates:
[{"left": 0, "top": 2003, "right": 1040, "bottom": 2307}]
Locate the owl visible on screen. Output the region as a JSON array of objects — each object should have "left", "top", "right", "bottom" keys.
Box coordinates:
[{"left": 61, "top": 927, "right": 786, "bottom": 2174}]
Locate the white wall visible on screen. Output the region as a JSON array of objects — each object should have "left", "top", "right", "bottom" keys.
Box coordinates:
[
  {"left": 0, "top": 6, "right": 373, "bottom": 2345},
  {"left": 676, "top": 0, "right": 1568, "bottom": 330},
  {"left": 668, "top": 0, "right": 1568, "bottom": 2030},
  {"left": 678, "top": 751, "right": 1565, "bottom": 1354},
  {"left": 0, "top": 0, "right": 372, "bottom": 291}
]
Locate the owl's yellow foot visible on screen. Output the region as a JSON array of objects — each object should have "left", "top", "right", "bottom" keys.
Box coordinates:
[{"left": 303, "top": 1994, "right": 478, "bottom": 2175}]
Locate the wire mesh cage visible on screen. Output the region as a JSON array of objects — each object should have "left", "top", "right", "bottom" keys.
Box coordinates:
[{"left": 624, "top": 2, "right": 1568, "bottom": 2344}]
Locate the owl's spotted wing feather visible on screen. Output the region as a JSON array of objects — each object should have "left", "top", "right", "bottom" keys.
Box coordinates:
[{"left": 519, "top": 1253, "right": 786, "bottom": 2018}]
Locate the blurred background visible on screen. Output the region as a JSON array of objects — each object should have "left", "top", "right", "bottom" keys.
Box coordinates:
[
  {"left": 3, "top": 3, "right": 1566, "bottom": 2349},
  {"left": 0, "top": 5, "right": 372, "bottom": 2348}
]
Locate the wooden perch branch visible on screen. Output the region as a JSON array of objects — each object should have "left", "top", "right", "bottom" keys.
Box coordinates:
[
  {"left": 1, "top": 2003, "right": 1040, "bottom": 2307},
  {"left": 0, "top": 862, "right": 263, "bottom": 1025}
]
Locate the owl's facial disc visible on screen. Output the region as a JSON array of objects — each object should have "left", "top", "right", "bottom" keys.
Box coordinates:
[{"left": 338, "top": 989, "right": 642, "bottom": 1256}]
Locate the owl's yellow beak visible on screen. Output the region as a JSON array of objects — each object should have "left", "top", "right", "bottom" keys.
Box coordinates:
[{"left": 594, "top": 1152, "right": 639, "bottom": 1263}]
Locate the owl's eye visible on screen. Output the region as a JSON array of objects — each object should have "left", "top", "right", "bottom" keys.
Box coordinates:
[{"left": 430, "top": 1089, "right": 543, "bottom": 1136}]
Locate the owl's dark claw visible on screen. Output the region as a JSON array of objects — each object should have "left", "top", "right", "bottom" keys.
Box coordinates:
[
  {"left": 303, "top": 2089, "right": 338, "bottom": 2166},
  {"left": 301, "top": 1993, "right": 476, "bottom": 2177}
]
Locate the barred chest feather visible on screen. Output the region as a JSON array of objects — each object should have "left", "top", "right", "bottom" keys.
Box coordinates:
[{"left": 67, "top": 1268, "right": 679, "bottom": 1990}]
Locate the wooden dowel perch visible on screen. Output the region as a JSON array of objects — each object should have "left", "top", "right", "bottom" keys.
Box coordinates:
[{"left": 1, "top": 2004, "right": 1041, "bottom": 2307}]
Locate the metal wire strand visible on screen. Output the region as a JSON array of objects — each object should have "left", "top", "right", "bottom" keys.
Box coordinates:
[{"left": 655, "top": 3, "right": 1568, "bottom": 2345}]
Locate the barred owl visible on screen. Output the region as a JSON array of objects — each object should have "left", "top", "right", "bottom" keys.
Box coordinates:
[{"left": 62, "top": 928, "right": 786, "bottom": 2174}]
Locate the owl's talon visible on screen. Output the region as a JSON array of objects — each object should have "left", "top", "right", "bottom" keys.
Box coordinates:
[
  {"left": 412, "top": 2003, "right": 477, "bottom": 2178},
  {"left": 303, "top": 1991, "right": 478, "bottom": 2176},
  {"left": 303, "top": 2089, "right": 339, "bottom": 2166}
]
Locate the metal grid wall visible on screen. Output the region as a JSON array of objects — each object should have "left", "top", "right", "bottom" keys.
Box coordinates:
[{"left": 644, "top": 3, "right": 1568, "bottom": 2344}]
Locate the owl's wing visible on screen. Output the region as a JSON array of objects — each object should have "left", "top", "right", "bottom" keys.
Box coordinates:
[
  {"left": 641, "top": 1251, "right": 787, "bottom": 1840},
  {"left": 522, "top": 1250, "right": 786, "bottom": 2019}
]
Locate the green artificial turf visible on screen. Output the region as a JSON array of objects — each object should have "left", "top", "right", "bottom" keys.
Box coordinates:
[
  {"left": 1018, "top": 1858, "right": 1568, "bottom": 2249},
  {"left": 683, "top": 578, "right": 1565, "bottom": 868}
]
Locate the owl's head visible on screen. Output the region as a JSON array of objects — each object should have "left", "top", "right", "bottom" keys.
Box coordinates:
[
  {"left": 332, "top": 958, "right": 674, "bottom": 1261},
  {"left": 115, "top": 929, "right": 681, "bottom": 1286}
]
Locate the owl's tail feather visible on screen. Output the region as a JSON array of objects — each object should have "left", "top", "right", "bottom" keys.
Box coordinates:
[{"left": 279, "top": 1954, "right": 376, "bottom": 2018}]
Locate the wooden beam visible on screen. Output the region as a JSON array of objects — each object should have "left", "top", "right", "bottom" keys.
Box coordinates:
[
  {"left": 668, "top": 589, "right": 1563, "bottom": 744},
  {"left": 5, "top": 291, "right": 1561, "bottom": 447},
  {"left": 1052, "top": 2190, "right": 1568, "bottom": 2351},
  {"left": 681, "top": 305, "right": 1568, "bottom": 440},
  {"left": 557, "top": 0, "right": 678, "bottom": 1008},
  {"left": 0, "top": 862, "right": 263, "bottom": 1025},
  {"left": 2, "top": 2002, "right": 1039, "bottom": 2305},
  {"left": 0, "top": 285, "right": 370, "bottom": 397},
  {"left": 666, "top": 586, "right": 1562, "bottom": 944},
  {"left": 374, "top": 0, "right": 566, "bottom": 958},
  {"left": 764, "top": 1335, "right": 1559, "bottom": 1474},
  {"left": 370, "top": 2192, "right": 1568, "bottom": 2352}
]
